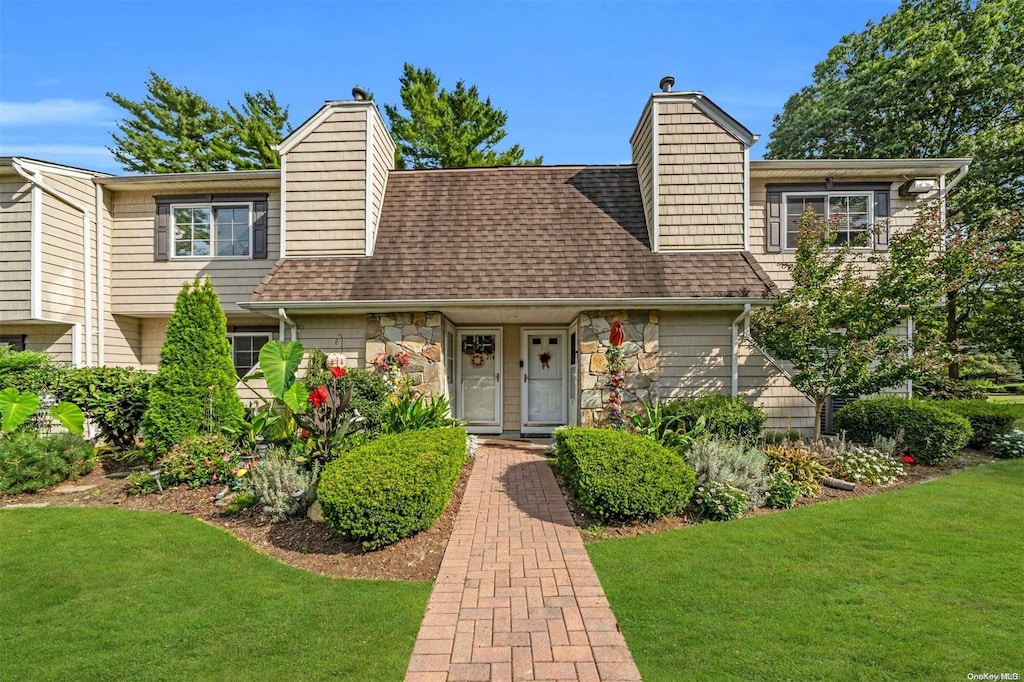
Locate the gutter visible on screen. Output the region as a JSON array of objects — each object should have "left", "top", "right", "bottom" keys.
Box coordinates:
[
  {"left": 11, "top": 159, "right": 95, "bottom": 367},
  {"left": 239, "top": 296, "right": 777, "bottom": 312},
  {"left": 731, "top": 304, "right": 751, "bottom": 398},
  {"left": 275, "top": 308, "right": 297, "bottom": 342}
]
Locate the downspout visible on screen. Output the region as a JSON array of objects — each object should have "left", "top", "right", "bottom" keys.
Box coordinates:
[
  {"left": 95, "top": 184, "right": 105, "bottom": 364},
  {"left": 906, "top": 317, "right": 914, "bottom": 398},
  {"left": 731, "top": 303, "right": 752, "bottom": 398},
  {"left": 277, "top": 307, "right": 297, "bottom": 342},
  {"left": 12, "top": 160, "right": 95, "bottom": 366}
]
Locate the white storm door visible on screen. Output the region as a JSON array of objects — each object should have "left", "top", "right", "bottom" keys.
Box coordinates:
[
  {"left": 457, "top": 329, "right": 502, "bottom": 434},
  {"left": 522, "top": 330, "right": 567, "bottom": 434}
]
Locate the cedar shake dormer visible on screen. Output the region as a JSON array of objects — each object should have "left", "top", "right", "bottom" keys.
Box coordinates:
[
  {"left": 630, "top": 85, "right": 758, "bottom": 252},
  {"left": 277, "top": 95, "right": 395, "bottom": 258}
]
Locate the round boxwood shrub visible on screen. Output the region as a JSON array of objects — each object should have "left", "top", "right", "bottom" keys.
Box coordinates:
[
  {"left": 834, "top": 397, "right": 971, "bottom": 465},
  {"left": 317, "top": 427, "right": 467, "bottom": 549},
  {"left": 931, "top": 400, "right": 1016, "bottom": 448},
  {"left": 555, "top": 427, "right": 696, "bottom": 522},
  {"left": 663, "top": 394, "right": 766, "bottom": 440}
]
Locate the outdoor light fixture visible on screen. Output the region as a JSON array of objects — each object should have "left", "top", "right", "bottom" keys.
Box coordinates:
[{"left": 900, "top": 178, "right": 938, "bottom": 196}]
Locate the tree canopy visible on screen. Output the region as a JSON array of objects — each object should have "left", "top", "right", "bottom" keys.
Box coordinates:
[
  {"left": 766, "top": 0, "right": 1024, "bottom": 376},
  {"left": 108, "top": 71, "right": 291, "bottom": 173},
  {"left": 384, "top": 63, "right": 542, "bottom": 169}
]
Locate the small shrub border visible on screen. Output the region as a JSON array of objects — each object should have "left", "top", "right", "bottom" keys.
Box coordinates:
[
  {"left": 0, "top": 432, "right": 96, "bottom": 494},
  {"left": 830, "top": 445, "right": 904, "bottom": 486},
  {"left": 834, "top": 397, "right": 972, "bottom": 465},
  {"left": 556, "top": 427, "right": 696, "bottom": 522},
  {"left": 693, "top": 482, "right": 749, "bottom": 521},
  {"left": 662, "top": 395, "right": 766, "bottom": 440},
  {"left": 765, "top": 445, "right": 829, "bottom": 498},
  {"left": 765, "top": 471, "right": 801, "bottom": 509},
  {"left": 932, "top": 400, "right": 1016, "bottom": 448},
  {"left": 317, "top": 427, "right": 467, "bottom": 549}
]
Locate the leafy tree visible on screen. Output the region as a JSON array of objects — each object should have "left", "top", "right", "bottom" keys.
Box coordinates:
[
  {"left": 765, "top": 0, "right": 1024, "bottom": 378},
  {"left": 751, "top": 209, "right": 947, "bottom": 438},
  {"left": 141, "top": 278, "right": 243, "bottom": 456},
  {"left": 108, "top": 71, "right": 290, "bottom": 172},
  {"left": 384, "top": 63, "right": 542, "bottom": 169}
]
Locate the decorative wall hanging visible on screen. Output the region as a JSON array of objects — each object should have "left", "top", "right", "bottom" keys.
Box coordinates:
[
  {"left": 461, "top": 335, "right": 496, "bottom": 357},
  {"left": 539, "top": 351, "right": 552, "bottom": 369},
  {"left": 471, "top": 354, "right": 487, "bottom": 368}
]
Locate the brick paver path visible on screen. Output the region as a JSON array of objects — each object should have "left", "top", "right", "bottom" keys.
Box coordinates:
[{"left": 406, "top": 441, "right": 642, "bottom": 681}]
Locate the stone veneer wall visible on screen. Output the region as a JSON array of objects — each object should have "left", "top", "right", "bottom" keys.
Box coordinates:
[
  {"left": 366, "top": 312, "right": 445, "bottom": 396},
  {"left": 579, "top": 311, "right": 660, "bottom": 427}
]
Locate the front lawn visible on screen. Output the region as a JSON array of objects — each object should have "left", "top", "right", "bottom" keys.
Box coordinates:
[
  {"left": 0, "top": 508, "right": 431, "bottom": 681},
  {"left": 589, "top": 460, "right": 1024, "bottom": 680}
]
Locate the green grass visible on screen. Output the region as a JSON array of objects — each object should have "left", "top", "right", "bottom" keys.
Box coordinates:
[
  {"left": 0, "top": 508, "right": 431, "bottom": 681},
  {"left": 986, "top": 394, "right": 1024, "bottom": 426},
  {"left": 589, "top": 461, "right": 1024, "bottom": 681}
]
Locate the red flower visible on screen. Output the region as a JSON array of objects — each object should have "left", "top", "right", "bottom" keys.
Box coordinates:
[
  {"left": 331, "top": 366, "right": 347, "bottom": 378},
  {"left": 309, "top": 385, "right": 329, "bottom": 408},
  {"left": 609, "top": 321, "right": 625, "bottom": 347},
  {"left": 902, "top": 455, "right": 915, "bottom": 464}
]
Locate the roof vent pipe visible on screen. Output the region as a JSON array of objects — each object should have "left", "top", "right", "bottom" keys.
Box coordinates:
[
  {"left": 659, "top": 75, "right": 675, "bottom": 93},
  {"left": 351, "top": 86, "right": 369, "bottom": 101}
]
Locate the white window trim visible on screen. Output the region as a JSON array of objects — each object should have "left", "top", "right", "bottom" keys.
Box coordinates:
[
  {"left": 228, "top": 331, "right": 274, "bottom": 375},
  {"left": 169, "top": 201, "right": 254, "bottom": 260},
  {"left": 781, "top": 191, "right": 874, "bottom": 252}
]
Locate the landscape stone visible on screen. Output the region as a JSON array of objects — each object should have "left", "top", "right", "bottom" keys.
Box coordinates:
[
  {"left": 307, "top": 500, "right": 324, "bottom": 523},
  {"left": 2, "top": 503, "right": 49, "bottom": 509},
  {"left": 590, "top": 353, "right": 609, "bottom": 373},
  {"left": 54, "top": 484, "right": 97, "bottom": 494}
]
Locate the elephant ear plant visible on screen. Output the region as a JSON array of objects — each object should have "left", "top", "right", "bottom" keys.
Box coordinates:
[{"left": 0, "top": 387, "right": 84, "bottom": 436}]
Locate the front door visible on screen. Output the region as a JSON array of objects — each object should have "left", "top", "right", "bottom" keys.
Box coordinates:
[
  {"left": 522, "top": 330, "right": 567, "bottom": 434},
  {"left": 457, "top": 329, "right": 502, "bottom": 434}
]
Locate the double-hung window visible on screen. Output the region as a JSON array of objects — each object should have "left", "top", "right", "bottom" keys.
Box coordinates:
[
  {"left": 784, "top": 192, "right": 873, "bottom": 250},
  {"left": 173, "top": 204, "right": 252, "bottom": 258}
]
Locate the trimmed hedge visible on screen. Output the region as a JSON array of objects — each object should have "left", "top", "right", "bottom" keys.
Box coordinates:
[
  {"left": 555, "top": 427, "right": 696, "bottom": 522},
  {"left": 59, "top": 366, "right": 152, "bottom": 451},
  {"left": 932, "top": 400, "right": 1017, "bottom": 448},
  {"left": 834, "top": 397, "right": 972, "bottom": 465},
  {"left": 663, "top": 394, "right": 766, "bottom": 440},
  {"left": 317, "top": 427, "right": 467, "bottom": 549}
]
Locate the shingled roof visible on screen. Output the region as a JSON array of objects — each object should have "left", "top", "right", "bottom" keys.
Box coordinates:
[{"left": 250, "top": 165, "right": 777, "bottom": 304}]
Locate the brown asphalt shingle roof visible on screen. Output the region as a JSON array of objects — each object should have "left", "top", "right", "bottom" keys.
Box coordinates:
[{"left": 251, "top": 165, "right": 777, "bottom": 303}]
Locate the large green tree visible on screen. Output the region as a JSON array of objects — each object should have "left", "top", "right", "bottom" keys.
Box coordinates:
[
  {"left": 108, "top": 71, "right": 290, "bottom": 173},
  {"left": 384, "top": 63, "right": 542, "bottom": 169},
  {"left": 766, "top": 0, "right": 1024, "bottom": 378},
  {"left": 141, "top": 278, "right": 243, "bottom": 455}
]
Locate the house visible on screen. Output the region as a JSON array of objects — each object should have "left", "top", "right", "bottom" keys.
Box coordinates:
[{"left": 0, "top": 80, "right": 970, "bottom": 436}]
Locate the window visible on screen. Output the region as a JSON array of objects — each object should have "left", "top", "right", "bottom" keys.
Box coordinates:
[
  {"left": 173, "top": 204, "right": 251, "bottom": 258},
  {"left": 0, "top": 335, "right": 26, "bottom": 351},
  {"left": 445, "top": 329, "right": 455, "bottom": 396},
  {"left": 784, "top": 193, "right": 872, "bottom": 249},
  {"left": 229, "top": 333, "right": 272, "bottom": 376}
]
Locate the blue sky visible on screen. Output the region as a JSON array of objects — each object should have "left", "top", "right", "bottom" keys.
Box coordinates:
[{"left": 0, "top": 0, "right": 899, "bottom": 173}]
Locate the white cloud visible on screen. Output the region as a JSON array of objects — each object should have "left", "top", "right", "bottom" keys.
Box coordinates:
[{"left": 0, "top": 99, "right": 112, "bottom": 127}]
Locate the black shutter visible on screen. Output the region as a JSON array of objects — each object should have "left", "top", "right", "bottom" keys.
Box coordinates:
[
  {"left": 766, "top": 191, "right": 782, "bottom": 252},
  {"left": 154, "top": 202, "right": 170, "bottom": 261},
  {"left": 252, "top": 199, "right": 268, "bottom": 259},
  {"left": 873, "top": 190, "right": 891, "bottom": 251}
]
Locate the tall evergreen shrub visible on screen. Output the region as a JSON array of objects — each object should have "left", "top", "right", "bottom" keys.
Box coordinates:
[{"left": 141, "top": 278, "right": 243, "bottom": 455}]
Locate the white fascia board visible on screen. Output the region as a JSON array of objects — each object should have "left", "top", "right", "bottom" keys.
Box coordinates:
[
  {"left": 5, "top": 157, "right": 108, "bottom": 180},
  {"left": 743, "top": 146, "right": 751, "bottom": 251},
  {"left": 648, "top": 92, "right": 758, "bottom": 147},
  {"left": 278, "top": 100, "right": 380, "bottom": 155}
]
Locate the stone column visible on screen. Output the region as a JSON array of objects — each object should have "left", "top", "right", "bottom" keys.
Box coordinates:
[
  {"left": 578, "top": 311, "right": 659, "bottom": 427},
  {"left": 366, "top": 312, "right": 445, "bottom": 396}
]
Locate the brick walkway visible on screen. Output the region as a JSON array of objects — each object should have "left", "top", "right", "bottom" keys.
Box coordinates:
[{"left": 406, "top": 441, "right": 641, "bottom": 681}]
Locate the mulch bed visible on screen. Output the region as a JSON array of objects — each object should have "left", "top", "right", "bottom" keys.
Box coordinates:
[
  {"left": 554, "top": 448, "right": 1000, "bottom": 542},
  {"left": 0, "top": 455, "right": 474, "bottom": 582}
]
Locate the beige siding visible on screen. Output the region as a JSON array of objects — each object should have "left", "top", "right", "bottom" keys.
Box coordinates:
[
  {"left": 293, "top": 313, "right": 365, "bottom": 369},
  {"left": 0, "top": 174, "right": 33, "bottom": 321},
  {"left": 0, "top": 323, "right": 75, "bottom": 364},
  {"left": 369, "top": 113, "right": 395, "bottom": 252},
  {"left": 284, "top": 109, "right": 368, "bottom": 256},
  {"left": 502, "top": 326, "right": 521, "bottom": 432},
  {"left": 737, "top": 340, "right": 815, "bottom": 432},
  {"left": 39, "top": 172, "right": 93, "bottom": 323},
  {"left": 630, "top": 105, "right": 655, "bottom": 242},
  {"left": 109, "top": 189, "right": 280, "bottom": 315},
  {"left": 657, "top": 311, "right": 734, "bottom": 398},
  {"left": 657, "top": 101, "right": 745, "bottom": 250},
  {"left": 749, "top": 179, "right": 924, "bottom": 290},
  {"left": 104, "top": 315, "right": 143, "bottom": 367}
]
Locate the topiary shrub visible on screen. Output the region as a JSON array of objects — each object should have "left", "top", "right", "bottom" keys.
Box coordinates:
[
  {"left": 834, "top": 397, "right": 971, "bottom": 465},
  {"left": 0, "top": 432, "right": 95, "bottom": 494},
  {"left": 555, "top": 427, "right": 696, "bottom": 522},
  {"left": 141, "top": 278, "right": 243, "bottom": 455},
  {"left": 317, "top": 427, "right": 467, "bottom": 549},
  {"left": 663, "top": 394, "right": 766, "bottom": 440},
  {"left": 59, "top": 366, "right": 152, "bottom": 451},
  {"left": 932, "top": 400, "right": 1016, "bottom": 448}
]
